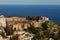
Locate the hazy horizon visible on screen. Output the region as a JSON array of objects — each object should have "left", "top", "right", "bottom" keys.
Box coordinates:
[{"left": 0, "top": 0, "right": 60, "bottom": 5}]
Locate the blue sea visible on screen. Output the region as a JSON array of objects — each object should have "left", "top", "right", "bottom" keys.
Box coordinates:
[{"left": 0, "top": 5, "right": 60, "bottom": 24}]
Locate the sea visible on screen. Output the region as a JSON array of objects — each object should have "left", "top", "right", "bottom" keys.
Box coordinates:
[{"left": 0, "top": 5, "right": 60, "bottom": 24}]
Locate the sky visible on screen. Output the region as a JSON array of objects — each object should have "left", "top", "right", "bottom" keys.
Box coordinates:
[{"left": 0, "top": 0, "right": 60, "bottom": 5}]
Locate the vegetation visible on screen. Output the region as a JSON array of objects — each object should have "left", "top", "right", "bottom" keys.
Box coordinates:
[
  {"left": 24, "top": 20, "right": 60, "bottom": 40},
  {"left": 0, "top": 16, "right": 60, "bottom": 40},
  {"left": 4, "top": 23, "right": 15, "bottom": 35},
  {"left": 26, "top": 26, "right": 41, "bottom": 40}
]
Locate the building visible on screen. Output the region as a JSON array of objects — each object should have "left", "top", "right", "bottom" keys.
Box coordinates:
[
  {"left": 13, "top": 23, "right": 30, "bottom": 31},
  {"left": 13, "top": 23, "right": 19, "bottom": 31},
  {"left": 0, "top": 15, "right": 6, "bottom": 28},
  {"left": 6, "top": 17, "right": 27, "bottom": 23},
  {"left": 32, "top": 20, "right": 39, "bottom": 28},
  {"left": 23, "top": 32, "right": 34, "bottom": 40},
  {"left": 40, "top": 16, "right": 49, "bottom": 21},
  {"left": 18, "top": 17, "right": 27, "bottom": 22},
  {"left": 0, "top": 35, "right": 3, "bottom": 40},
  {"left": 13, "top": 31, "right": 34, "bottom": 40},
  {"left": 6, "top": 17, "right": 13, "bottom": 22}
]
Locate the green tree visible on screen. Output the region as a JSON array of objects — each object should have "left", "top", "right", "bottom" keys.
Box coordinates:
[
  {"left": 26, "top": 26, "right": 41, "bottom": 40},
  {"left": 35, "top": 16, "right": 40, "bottom": 21},
  {"left": 5, "top": 23, "right": 15, "bottom": 35}
]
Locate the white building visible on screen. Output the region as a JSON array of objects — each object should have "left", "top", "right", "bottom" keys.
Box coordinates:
[
  {"left": 0, "top": 35, "right": 3, "bottom": 40},
  {"left": 14, "top": 31, "right": 34, "bottom": 40},
  {"left": 40, "top": 16, "right": 49, "bottom": 21},
  {"left": 49, "top": 38, "right": 54, "bottom": 40},
  {"left": 0, "top": 15, "right": 6, "bottom": 28}
]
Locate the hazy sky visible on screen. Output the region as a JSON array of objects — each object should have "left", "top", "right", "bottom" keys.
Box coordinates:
[{"left": 0, "top": 0, "right": 60, "bottom": 5}]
